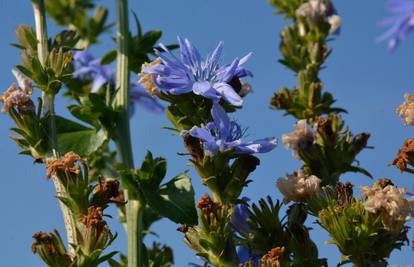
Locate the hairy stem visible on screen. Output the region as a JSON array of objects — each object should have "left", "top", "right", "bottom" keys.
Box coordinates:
[
  {"left": 32, "top": 0, "right": 77, "bottom": 253},
  {"left": 113, "top": 1, "right": 145, "bottom": 266}
]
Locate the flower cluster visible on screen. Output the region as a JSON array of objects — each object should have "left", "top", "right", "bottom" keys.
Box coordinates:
[
  {"left": 140, "top": 37, "right": 252, "bottom": 106},
  {"left": 361, "top": 180, "right": 412, "bottom": 231},
  {"left": 282, "top": 119, "right": 315, "bottom": 159},
  {"left": 277, "top": 169, "right": 321, "bottom": 203},
  {"left": 46, "top": 151, "right": 83, "bottom": 178},
  {"left": 0, "top": 70, "right": 34, "bottom": 113}
]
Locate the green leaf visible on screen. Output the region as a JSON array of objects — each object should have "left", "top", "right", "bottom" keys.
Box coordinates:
[
  {"left": 101, "top": 50, "right": 117, "bottom": 65},
  {"left": 144, "top": 173, "right": 198, "bottom": 225},
  {"left": 55, "top": 116, "right": 107, "bottom": 157},
  {"left": 139, "top": 151, "right": 167, "bottom": 188}
]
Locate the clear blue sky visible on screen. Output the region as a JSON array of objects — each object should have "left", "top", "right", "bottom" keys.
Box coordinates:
[{"left": 1, "top": 0, "right": 414, "bottom": 266}]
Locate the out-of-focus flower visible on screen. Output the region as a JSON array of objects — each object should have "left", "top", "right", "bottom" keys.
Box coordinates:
[
  {"left": 282, "top": 120, "right": 315, "bottom": 159},
  {"left": 73, "top": 51, "right": 113, "bottom": 92},
  {"left": 183, "top": 103, "right": 277, "bottom": 156},
  {"left": 361, "top": 180, "right": 412, "bottom": 231},
  {"left": 231, "top": 198, "right": 251, "bottom": 234},
  {"left": 73, "top": 51, "right": 164, "bottom": 114},
  {"left": 295, "top": 0, "right": 341, "bottom": 35},
  {"left": 277, "top": 169, "right": 321, "bottom": 203},
  {"left": 130, "top": 82, "right": 164, "bottom": 115},
  {"left": 0, "top": 69, "right": 34, "bottom": 113},
  {"left": 141, "top": 37, "right": 253, "bottom": 106},
  {"left": 260, "top": 247, "right": 285, "bottom": 267},
  {"left": 378, "top": 0, "right": 414, "bottom": 50},
  {"left": 389, "top": 138, "right": 414, "bottom": 172},
  {"left": 397, "top": 93, "right": 414, "bottom": 125},
  {"left": 237, "top": 246, "right": 261, "bottom": 266}
]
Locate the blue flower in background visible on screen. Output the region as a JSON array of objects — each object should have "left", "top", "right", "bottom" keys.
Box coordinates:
[
  {"left": 141, "top": 37, "right": 253, "bottom": 106},
  {"left": 379, "top": 0, "right": 414, "bottom": 50},
  {"left": 130, "top": 82, "right": 164, "bottom": 115},
  {"left": 73, "top": 51, "right": 164, "bottom": 114},
  {"left": 73, "top": 51, "right": 113, "bottom": 92},
  {"left": 231, "top": 198, "right": 252, "bottom": 234},
  {"left": 231, "top": 199, "right": 261, "bottom": 266},
  {"left": 183, "top": 103, "right": 277, "bottom": 156}
]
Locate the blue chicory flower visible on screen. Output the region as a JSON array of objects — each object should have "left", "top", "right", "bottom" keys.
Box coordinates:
[
  {"left": 73, "top": 50, "right": 164, "bottom": 114},
  {"left": 231, "top": 198, "right": 252, "bottom": 234},
  {"left": 141, "top": 37, "right": 253, "bottom": 106},
  {"left": 73, "top": 51, "right": 113, "bottom": 92},
  {"left": 378, "top": 0, "right": 414, "bottom": 50},
  {"left": 237, "top": 246, "right": 261, "bottom": 266},
  {"left": 183, "top": 103, "right": 277, "bottom": 156}
]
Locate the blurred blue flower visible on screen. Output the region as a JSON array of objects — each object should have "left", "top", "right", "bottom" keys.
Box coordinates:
[
  {"left": 73, "top": 51, "right": 164, "bottom": 114},
  {"left": 237, "top": 246, "right": 261, "bottom": 266},
  {"left": 231, "top": 198, "right": 252, "bottom": 234},
  {"left": 183, "top": 103, "right": 277, "bottom": 156},
  {"left": 130, "top": 82, "right": 164, "bottom": 115},
  {"left": 378, "top": 0, "right": 414, "bottom": 50},
  {"left": 141, "top": 37, "right": 253, "bottom": 106},
  {"left": 73, "top": 51, "right": 113, "bottom": 92}
]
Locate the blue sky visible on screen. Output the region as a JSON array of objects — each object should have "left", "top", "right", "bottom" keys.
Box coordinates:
[{"left": 1, "top": 0, "right": 414, "bottom": 266}]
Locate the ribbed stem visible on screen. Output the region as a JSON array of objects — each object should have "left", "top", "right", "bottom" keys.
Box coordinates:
[
  {"left": 114, "top": 1, "right": 144, "bottom": 266},
  {"left": 32, "top": 0, "right": 77, "bottom": 254}
]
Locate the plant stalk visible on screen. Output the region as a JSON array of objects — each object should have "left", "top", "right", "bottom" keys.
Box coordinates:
[
  {"left": 32, "top": 0, "right": 77, "bottom": 254},
  {"left": 114, "top": 1, "right": 145, "bottom": 266}
]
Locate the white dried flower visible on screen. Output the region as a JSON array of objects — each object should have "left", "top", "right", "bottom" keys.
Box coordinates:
[
  {"left": 397, "top": 93, "right": 414, "bottom": 126},
  {"left": 328, "top": 15, "right": 341, "bottom": 34},
  {"left": 138, "top": 58, "right": 162, "bottom": 96},
  {"left": 282, "top": 120, "right": 315, "bottom": 159},
  {"left": 361, "top": 182, "right": 411, "bottom": 231},
  {"left": 0, "top": 70, "right": 33, "bottom": 113},
  {"left": 277, "top": 169, "right": 321, "bottom": 203}
]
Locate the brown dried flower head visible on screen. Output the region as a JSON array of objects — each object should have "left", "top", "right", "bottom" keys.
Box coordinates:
[
  {"left": 282, "top": 120, "right": 315, "bottom": 159},
  {"left": 360, "top": 179, "right": 411, "bottom": 231},
  {"left": 197, "top": 194, "right": 222, "bottom": 215},
  {"left": 92, "top": 178, "right": 124, "bottom": 207},
  {"left": 46, "top": 151, "right": 83, "bottom": 178},
  {"left": 0, "top": 70, "right": 34, "bottom": 113},
  {"left": 80, "top": 206, "right": 107, "bottom": 234},
  {"left": 139, "top": 58, "right": 162, "bottom": 95},
  {"left": 261, "top": 246, "right": 285, "bottom": 267},
  {"left": 183, "top": 134, "right": 204, "bottom": 163},
  {"left": 277, "top": 169, "right": 321, "bottom": 204},
  {"left": 397, "top": 93, "right": 414, "bottom": 126},
  {"left": 335, "top": 182, "right": 354, "bottom": 208},
  {"left": 389, "top": 138, "right": 414, "bottom": 172}
]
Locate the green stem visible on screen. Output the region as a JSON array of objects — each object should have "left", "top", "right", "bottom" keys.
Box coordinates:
[
  {"left": 113, "top": 1, "right": 144, "bottom": 266},
  {"left": 32, "top": 0, "right": 77, "bottom": 254}
]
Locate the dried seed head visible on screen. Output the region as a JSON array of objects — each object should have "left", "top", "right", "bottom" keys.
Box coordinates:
[
  {"left": 46, "top": 152, "right": 83, "bottom": 178},
  {"left": 389, "top": 139, "right": 414, "bottom": 172},
  {"left": 397, "top": 93, "right": 414, "bottom": 126},
  {"left": 282, "top": 120, "right": 315, "bottom": 159},
  {"left": 261, "top": 246, "right": 285, "bottom": 267},
  {"left": 139, "top": 58, "right": 162, "bottom": 95},
  {"left": 277, "top": 169, "right": 321, "bottom": 203},
  {"left": 197, "top": 194, "right": 221, "bottom": 216},
  {"left": 361, "top": 181, "right": 411, "bottom": 231},
  {"left": 80, "top": 206, "right": 107, "bottom": 232}
]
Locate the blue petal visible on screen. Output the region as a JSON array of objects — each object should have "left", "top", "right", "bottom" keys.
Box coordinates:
[
  {"left": 187, "top": 126, "right": 216, "bottom": 143},
  {"left": 211, "top": 103, "right": 231, "bottom": 140},
  {"left": 235, "top": 138, "right": 278, "bottom": 154},
  {"left": 214, "top": 83, "right": 243, "bottom": 106},
  {"left": 192, "top": 81, "right": 220, "bottom": 100},
  {"left": 91, "top": 75, "right": 109, "bottom": 92},
  {"left": 221, "top": 58, "right": 240, "bottom": 82}
]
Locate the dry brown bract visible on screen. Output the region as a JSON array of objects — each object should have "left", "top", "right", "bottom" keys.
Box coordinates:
[
  {"left": 261, "top": 246, "right": 285, "bottom": 267},
  {"left": 282, "top": 120, "right": 315, "bottom": 159},
  {"left": 397, "top": 93, "right": 414, "bottom": 126},
  {"left": 46, "top": 152, "right": 83, "bottom": 178},
  {"left": 277, "top": 169, "right": 321, "bottom": 204},
  {"left": 389, "top": 138, "right": 414, "bottom": 172},
  {"left": 360, "top": 180, "right": 411, "bottom": 231},
  {"left": 139, "top": 58, "right": 161, "bottom": 95}
]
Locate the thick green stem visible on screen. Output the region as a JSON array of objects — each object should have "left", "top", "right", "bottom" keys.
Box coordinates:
[
  {"left": 32, "top": 0, "right": 77, "bottom": 254},
  {"left": 113, "top": 1, "right": 144, "bottom": 266}
]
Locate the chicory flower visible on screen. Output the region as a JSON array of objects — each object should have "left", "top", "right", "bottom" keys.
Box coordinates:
[
  {"left": 183, "top": 103, "right": 277, "bottom": 156},
  {"left": 73, "top": 51, "right": 164, "bottom": 114},
  {"left": 141, "top": 37, "right": 253, "bottom": 106},
  {"left": 378, "top": 0, "right": 414, "bottom": 50}
]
